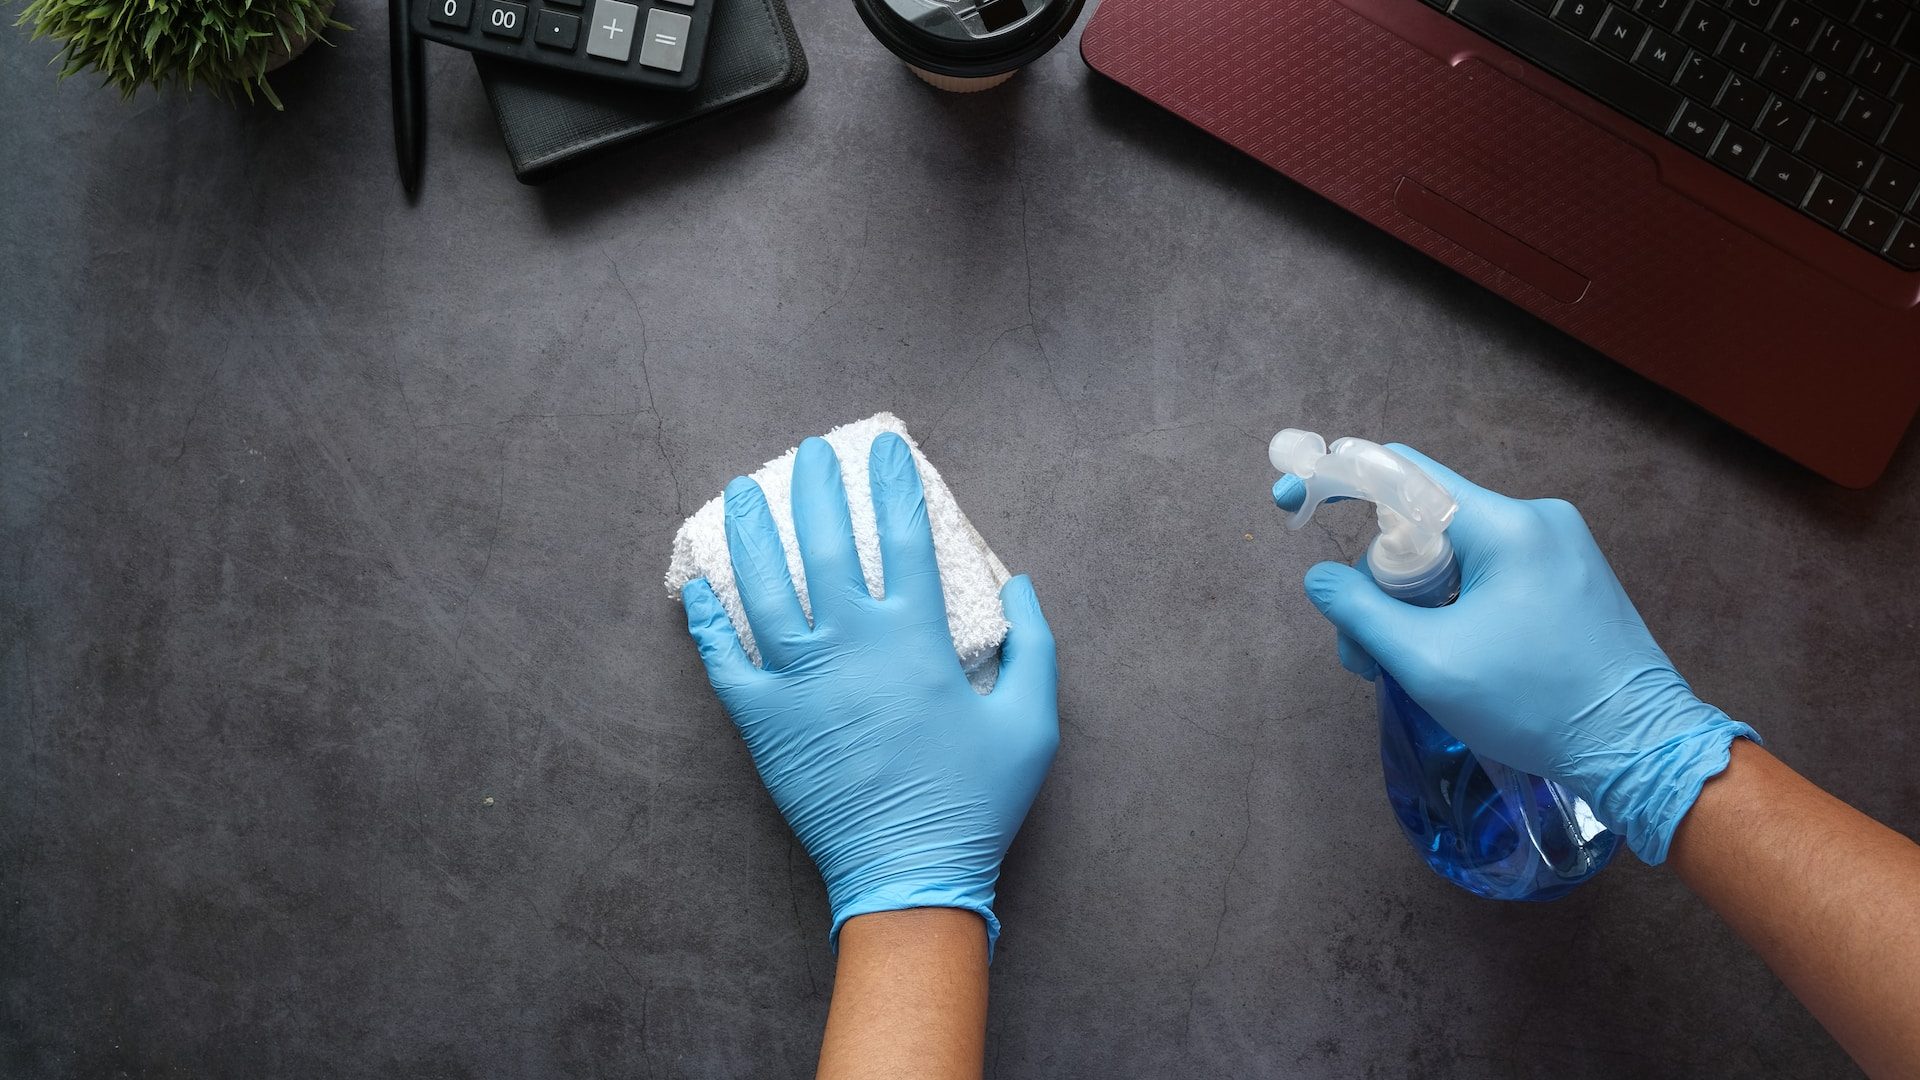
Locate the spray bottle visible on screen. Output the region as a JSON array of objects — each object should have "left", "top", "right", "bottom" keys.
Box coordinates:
[{"left": 1270, "top": 429, "right": 1618, "bottom": 900}]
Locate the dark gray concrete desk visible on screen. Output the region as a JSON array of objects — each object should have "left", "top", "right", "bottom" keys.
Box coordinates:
[{"left": 3, "top": 0, "right": 1915, "bottom": 1073}]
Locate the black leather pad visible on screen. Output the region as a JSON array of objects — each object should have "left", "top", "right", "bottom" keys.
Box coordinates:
[{"left": 475, "top": 0, "right": 807, "bottom": 183}]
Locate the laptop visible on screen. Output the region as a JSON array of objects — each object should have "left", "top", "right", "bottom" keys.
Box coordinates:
[{"left": 1081, "top": 0, "right": 1920, "bottom": 486}]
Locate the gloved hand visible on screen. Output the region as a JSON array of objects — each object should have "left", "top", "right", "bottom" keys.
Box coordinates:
[
  {"left": 1275, "top": 444, "right": 1757, "bottom": 865},
  {"left": 681, "top": 433, "right": 1059, "bottom": 951}
]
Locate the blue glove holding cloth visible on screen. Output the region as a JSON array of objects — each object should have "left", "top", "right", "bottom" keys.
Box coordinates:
[{"left": 682, "top": 433, "right": 1059, "bottom": 950}]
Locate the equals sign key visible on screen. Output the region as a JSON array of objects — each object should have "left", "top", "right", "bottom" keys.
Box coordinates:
[{"left": 638, "top": 7, "right": 691, "bottom": 71}]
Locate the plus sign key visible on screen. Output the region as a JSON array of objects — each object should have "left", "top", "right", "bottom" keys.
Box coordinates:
[{"left": 586, "top": 0, "right": 638, "bottom": 61}]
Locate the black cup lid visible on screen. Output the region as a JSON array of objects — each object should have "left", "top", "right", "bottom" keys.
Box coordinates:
[{"left": 851, "top": 0, "right": 1087, "bottom": 77}]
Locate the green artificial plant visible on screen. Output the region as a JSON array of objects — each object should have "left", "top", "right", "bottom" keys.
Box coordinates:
[{"left": 13, "top": 0, "right": 348, "bottom": 108}]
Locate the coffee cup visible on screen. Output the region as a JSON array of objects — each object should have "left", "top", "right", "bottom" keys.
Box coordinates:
[{"left": 852, "top": 0, "right": 1088, "bottom": 92}]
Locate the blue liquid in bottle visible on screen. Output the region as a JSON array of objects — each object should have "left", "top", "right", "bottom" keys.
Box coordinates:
[{"left": 1373, "top": 562, "right": 1618, "bottom": 900}]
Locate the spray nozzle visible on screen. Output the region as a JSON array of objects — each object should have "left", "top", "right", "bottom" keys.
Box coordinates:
[{"left": 1269, "top": 429, "right": 1458, "bottom": 597}]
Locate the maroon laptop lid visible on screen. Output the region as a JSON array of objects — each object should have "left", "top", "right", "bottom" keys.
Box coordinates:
[{"left": 1082, "top": 0, "right": 1919, "bottom": 486}]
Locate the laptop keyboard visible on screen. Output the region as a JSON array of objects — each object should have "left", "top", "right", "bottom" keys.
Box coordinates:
[{"left": 1428, "top": 0, "right": 1920, "bottom": 267}]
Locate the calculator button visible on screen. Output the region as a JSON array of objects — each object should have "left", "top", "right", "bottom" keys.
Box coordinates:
[
  {"left": 638, "top": 7, "right": 690, "bottom": 70},
  {"left": 428, "top": 0, "right": 473, "bottom": 28},
  {"left": 546, "top": 0, "right": 584, "bottom": 8},
  {"left": 585, "top": 0, "right": 639, "bottom": 60},
  {"left": 535, "top": 7, "right": 580, "bottom": 47},
  {"left": 661, "top": 0, "right": 694, "bottom": 8},
  {"left": 481, "top": 0, "right": 527, "bottom": 37}
]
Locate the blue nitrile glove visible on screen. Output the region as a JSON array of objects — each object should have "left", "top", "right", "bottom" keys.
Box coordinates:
[
  {"left": 1274, "top": 444, "right": 1758, "bottom": 865},
  {"left": 681, "top": 433, "right": 1059, "bottom": 952}
]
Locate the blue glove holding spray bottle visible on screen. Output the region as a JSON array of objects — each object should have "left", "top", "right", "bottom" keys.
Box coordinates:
[{"left": 1274, "top": 435, "right": 1757, "bottom": 872}]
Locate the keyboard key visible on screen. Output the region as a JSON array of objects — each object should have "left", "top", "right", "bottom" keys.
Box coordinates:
[
  {"left": 1678, "top": 1, "right": 1731, "bottom": 48},
  {"left": 1719, "top": 71, "right": 1770, "bottom": 122},
  {"left": 1854, "top": 45, "right": 1906, "bottom": 96},
  {"left": 1672, "top": 99, "right": 1727, "bottom": 150},
  {"left": 1753, "top": 145, "right": 1819, "bottom": 201},
  {"left": 1710, "top": 124, "right": 1766, "bottom": 172},
  {"left": 1758, "top": 95, "right": 1813, "bottom": 142},
  {"left": 1867, "top": 156, "right": 1920, "bottom": 210},
  {"left": 1515, "top": 0, "right": 1555, "bottom": 12},
  {"left": 1678, "top": 52, "right": 1732, "bottom": 98},
  {"left": 535, "top": 7, "right": 580, "bottom": 47},
  {"left": 1810, "top": 21, "right": 1866, "bottom": 69},
  {"left": 1805, "top": 175, "right": 1860, "bottom": 224},
  {"left": 1807, "top": 0, "right": 1858, "bottom": 20},
  {"left": 1637, "top": 28, "right": 1689, "bottom": 77},
  {"left": 1855, "top": 0, "right": 1903, "bottom": 43},
  {"left": 1598, "top": 5, "right": 1651, "bottom": 56},
  {"left": 1845, "top": 197, "right": 1900, "bottom": 246},
  {"left": 1802, "top": 119, "right": 1881, "bottom": 182},
  {"left": 1635, "top": 0, "right": 1687, "bottom": 30},
  {"left": 479, "top": 0, "right": 526, "bottom": 37},
  {"left": 1751, "top": 143, "right": 1820, "bottom": 201},
  {"left": 1893, "top": 65, "right": 1919, "bottom": 108},
  {"left": 1454, "top": 0, "right": 1687, "bottom": 126},
  {"left": 1759, "top": 47, "right": 1813, "bottom": 93},
  {"left": 1717, "top": 21, "right": 1773, "bottom": 74},
  {"left": 1841, "top": 92, "right": 1894, "bottom": 138},
  {"left": 1886, "top": 219, "right": 1920, "bottom": 267},
  {"left": 429, "top": 0, "right": 473, "bottom": 27},
  {"left": 1883, "top": 108, "right": 1920, "bottom": 166},
  {"left": 1770, "top": 1, "right": 1821, "bottom": 52},
  {"left": 1726, "top": 0, "right": 1779, "bottom": 24},
  {"left": 1896, "top": 16, "right": 1920, "bottom": 62},
  {"left": 1555, "top": 0, "right": 1607, "bottom": 36},
  {"left": 1802, "top": 66, "right": 1855, "bottom": 116}
]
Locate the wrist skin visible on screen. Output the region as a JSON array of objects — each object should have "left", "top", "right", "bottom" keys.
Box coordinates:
[
  {"left": 1669, "top": 740, "right": 1920, "bottom": 1078},
  {"left": 818, "top": 908, "right": 989, "bottom": 1080}
]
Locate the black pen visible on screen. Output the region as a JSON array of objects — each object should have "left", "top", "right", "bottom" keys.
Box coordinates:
[{"left": 391, "top": 0, "right": 426, "bottom": 196}]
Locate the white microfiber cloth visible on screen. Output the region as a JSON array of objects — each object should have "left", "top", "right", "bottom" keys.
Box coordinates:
[{"left": 665, "top": 413, "right": 1013, "bottom": 688}]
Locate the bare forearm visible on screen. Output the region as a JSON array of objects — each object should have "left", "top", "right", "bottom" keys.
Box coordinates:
[
  {"left": 1670, "top": 740, "right": 1920, "bottom": 1078},
  {"left": 817, "top": 908, "right": 989, "bottom": 1080}
]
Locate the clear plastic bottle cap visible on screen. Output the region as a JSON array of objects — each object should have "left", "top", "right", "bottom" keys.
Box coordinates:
[{"left": 1269, "top": 429, "right": 1459, "bottom": 601}]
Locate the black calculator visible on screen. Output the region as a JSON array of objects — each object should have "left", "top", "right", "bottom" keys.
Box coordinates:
[{"left": 412, "top": 0, "right": 712, "bottom": 90}]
